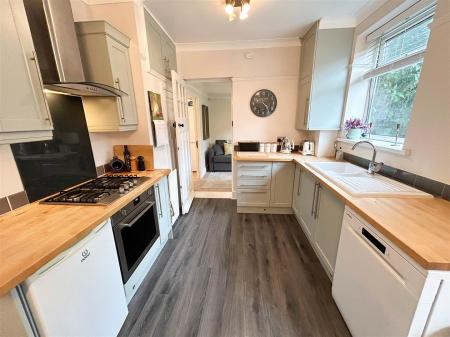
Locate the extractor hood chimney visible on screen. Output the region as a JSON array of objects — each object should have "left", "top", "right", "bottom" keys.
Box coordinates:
[{"left": 23, "top": 0, "right": 126, "bottom": 97}]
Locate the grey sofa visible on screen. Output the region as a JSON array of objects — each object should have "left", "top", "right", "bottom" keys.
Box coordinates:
[{"left": 207, "top": 140, "right": 231, "bottom": 172}]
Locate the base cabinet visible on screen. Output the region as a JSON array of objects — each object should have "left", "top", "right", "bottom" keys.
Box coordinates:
[
  {"left": 237, "top": 161, "right": 294, "bottom": 213},
  {"left": 270, "top": 162, "right": 295, "bottom": 207},
  {"left": 155, "top": 177, "right": 172, "bottom": 243},
  {"left": 293, "top": 165, "right": 344, "bottom": 277},
  {"left": 314, "top": 184, "right": 345, "bottom": 277}
]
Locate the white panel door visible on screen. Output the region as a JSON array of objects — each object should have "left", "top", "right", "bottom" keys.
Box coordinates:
[{"left": 171, "top": 70, "right": 194, "bottom": 214}]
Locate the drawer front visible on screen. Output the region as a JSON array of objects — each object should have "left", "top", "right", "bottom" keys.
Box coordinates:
[
  {"left": 237, "top": 170, "right": 271, "bottom": 189},
  {"left": 237, "top": 162, "right": 272, "bottom": 172},
  {"left": 237, "top": 189, "right": 270, "bottom": 207}
]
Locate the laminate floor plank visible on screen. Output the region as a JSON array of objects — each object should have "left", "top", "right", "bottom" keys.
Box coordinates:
[{"left": 119, "top": 198, "right": 350, "bottom": 337}]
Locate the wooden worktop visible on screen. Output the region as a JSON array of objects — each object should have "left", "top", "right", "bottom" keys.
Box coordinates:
[
  {"left": 0, "top": 170, "right": 170, "bottom": 296},
  {"left": 235, "top": 151, "right": 450, "bottom": 271}
]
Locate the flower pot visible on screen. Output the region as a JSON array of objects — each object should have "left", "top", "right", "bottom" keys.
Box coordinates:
[{"left": 346, "top": 128, "right": 362, "bottom": 140}]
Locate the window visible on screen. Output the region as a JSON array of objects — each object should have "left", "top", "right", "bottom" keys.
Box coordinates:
[{"left": 364, "top": 7, "right": 434, "bottom": 145}]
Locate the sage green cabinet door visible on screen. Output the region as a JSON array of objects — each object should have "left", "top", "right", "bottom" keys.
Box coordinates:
[
  {"left": 299, "top": 22, "right": 318, "bottom": 80},
  {"left": 292, "top": 164, "right": 302, "bottom": 217},
  {"left": 297, "top": 170, "right": 317, "bottom": 239},
  {"left": 314, "top": 185, "right": 345, "bottom": 276},
  {"left": 270, "top": 162, "right": 294, "bottom": 207},
  {"left": 155, "top": 177, "right": 172, "bottom": 244},
  {"left": 0, "top": 0, "right": 53, "bottom": 141},
  {"left": 107, "top": 37, "right": 138, "bottom": 126},
  {"left": 295, "top": 78, "right": 312, "bottom": 130},
  {"left": 161, "top": 38, "right": 177, "bottom": 78},
  {"left": 144, "top": 12, "right": 164, "bottom": 76}
]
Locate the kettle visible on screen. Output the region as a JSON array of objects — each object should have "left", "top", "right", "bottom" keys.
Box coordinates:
[{"left": 301, "top": 140, "right": 315, "bottom": 156}]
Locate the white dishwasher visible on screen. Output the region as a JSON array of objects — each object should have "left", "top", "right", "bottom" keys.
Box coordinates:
[
  {"left": 22, "top": 219, "right": 128, "bottom": 337},
  {"left": 332, "top": 208, "right": 426, "bottom": 337}
]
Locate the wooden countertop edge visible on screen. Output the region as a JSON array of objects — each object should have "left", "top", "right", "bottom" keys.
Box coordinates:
[
  {"left": 234, "top": 152, "right": 450, "bottom": 271},
  {"left": 0, "top": 169, "right": 170, "bottom": 296}
]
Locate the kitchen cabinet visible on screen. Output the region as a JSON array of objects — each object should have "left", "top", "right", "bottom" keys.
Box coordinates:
[
  {"left": 295, "top": 22, "right": 354, "bottom": 130},
  {"left": 270, "top": 162, "right": 295, "bottom": 207},
  {"left": 296, "top": 169, "right": 317, "bottom": 239},
  {"left": 144, "top": 10, "right": 177, "bottom": 79},
  {"left": 236, "top": 161, "right": 294, "bottom": 213},
  {"left": 0, "top": 0, "right": 53, "bottom": 144},
  {"left": 76, "top": 21, "right": 138, "bottom": 132},
  {"left": 314, "top": 183, "right": 345, "bottom": 277},
  {"left": 292, "top": 163, "right": 302, "bottom": 217},
  {"left": 294, "top": 166, "right": 344, "bottom": 277},
  {"left": 155, "top": 176, "right": 172, "bottom": 244}
]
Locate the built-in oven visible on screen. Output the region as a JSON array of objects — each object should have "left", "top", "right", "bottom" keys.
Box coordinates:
[{"left": 111, "top": 187, "right": 159, "bottom": 284}]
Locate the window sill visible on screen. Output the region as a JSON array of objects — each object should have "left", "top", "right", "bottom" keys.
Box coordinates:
[{"left": 336, "top": 138, "right": 411, "bottom": 156}]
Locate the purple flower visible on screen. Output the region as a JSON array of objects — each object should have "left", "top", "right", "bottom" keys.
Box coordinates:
[{"left": 344, "top": 118, "right": 368, "bottom": 132}]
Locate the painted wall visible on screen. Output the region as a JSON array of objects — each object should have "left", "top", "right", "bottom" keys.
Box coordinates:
[
  {"left": 208, "top": 98, "right": 232, "bottom": 143},
  {"left": 339, "top": 0, "right": 450, "bottom": 183},
  {"left": 232, "top": 77, "right": 304, "bottom": 144},
  {"left": 178, "top": 46, "right": 307, "bottom": 145}
]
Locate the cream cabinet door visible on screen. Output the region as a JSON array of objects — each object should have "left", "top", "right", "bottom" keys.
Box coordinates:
[
  {"left": 107, "top": 37, "right": 138, "bottom": 126},
  {"left": 314, "top": 185, "right": 345, "bottom": 276},
  {"left": 292, "top": 163, "right": 302, "bottom": 217},
  {"left": 270, "top": 162, "right": 294, "bottom": 207},
  {"left": 299, "top": 22, "right": 318, "bottom": 80},
  {"left": 297, "top": 170, "right": 317, "bottom": 239},
  {"left": 0, "top": 0, "right": 53, "bottom": 143},
  {"left": 295, "top": 78, "right": 312, "bottom": 130}
]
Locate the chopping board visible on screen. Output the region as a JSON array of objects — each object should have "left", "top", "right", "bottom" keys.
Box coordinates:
[{"left": 113, "top": 145, "right": 154, "bottom": 171}]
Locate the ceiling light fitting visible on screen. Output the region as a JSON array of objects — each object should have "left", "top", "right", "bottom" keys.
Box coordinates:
[{"left": 225, "top": 0, "right": 251, "bottom": 21}]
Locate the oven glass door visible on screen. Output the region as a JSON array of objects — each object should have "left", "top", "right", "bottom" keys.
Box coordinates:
[{"left": 114, "top": 201, "right": 159, "bottom": 283}]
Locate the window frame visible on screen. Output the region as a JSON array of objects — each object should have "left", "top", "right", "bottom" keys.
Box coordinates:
[{"left": 363, "top": 9, "right": 435, "bottom": 146}]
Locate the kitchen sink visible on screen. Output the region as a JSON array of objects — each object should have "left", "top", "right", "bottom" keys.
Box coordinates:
[{"left": 306, "top": 161, "right": 432, "bottom": 198}]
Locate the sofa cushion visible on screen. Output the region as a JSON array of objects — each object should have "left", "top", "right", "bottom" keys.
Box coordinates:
[
  {"left": 214, "top": 154, "right": 231, "bottom": 163},
  {"left": 223, "top": 143, "right": 233, "bottom": 155},
  {"left": 213, "top": 144, "right": 224, "bottom": 156}
]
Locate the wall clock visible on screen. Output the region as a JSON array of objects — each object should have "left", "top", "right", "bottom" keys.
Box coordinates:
[{"left": 250, "top": 89, "right": 277, "bottom": 117}]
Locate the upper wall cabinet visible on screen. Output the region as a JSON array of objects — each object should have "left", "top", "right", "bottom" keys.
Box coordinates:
[
  {"left": 144, "top": 10, "right": 177, "bottom": 79},
  {"left": 0, "top": 0, "right": 53, "bottom": 144},
  {"left": 76, "top": 21, "right": 138, "bottom": 132},
  {"left": 296, "top": 22, "right": 354, "bottom": 131}
]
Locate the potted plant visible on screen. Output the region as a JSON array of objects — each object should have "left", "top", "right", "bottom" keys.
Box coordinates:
[{"left": 344, "top": 118, "right": 368, "bottom": 140}]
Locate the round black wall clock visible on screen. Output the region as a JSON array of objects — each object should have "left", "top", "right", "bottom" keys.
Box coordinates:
[{"left": 250, "top": 89, "right": 277, "bottom": 117}]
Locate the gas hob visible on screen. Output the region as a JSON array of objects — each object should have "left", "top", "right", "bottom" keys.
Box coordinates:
[{"left": 41, "top": 175, "right": 150, "bottom": 205}]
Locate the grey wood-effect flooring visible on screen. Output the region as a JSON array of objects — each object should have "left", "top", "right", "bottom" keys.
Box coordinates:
[{"left": 119, "top": 198, "right": 350, "bottom": 337}]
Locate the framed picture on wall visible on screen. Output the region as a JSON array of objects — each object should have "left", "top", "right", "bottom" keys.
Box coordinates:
[
  {"left": 202, "top": 105, "right": 210, "bottom": 140},
  {"left": 148, "top": 91, "right": 168, "bottom": 147}
]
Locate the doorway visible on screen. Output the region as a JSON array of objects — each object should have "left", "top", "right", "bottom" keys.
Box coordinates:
[{"left": 186, "top": 79, "right": 233, "bottom": 198}]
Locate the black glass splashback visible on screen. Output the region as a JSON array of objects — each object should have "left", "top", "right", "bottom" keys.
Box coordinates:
[{"left": 11, "top": 93, "right": 97, "bottom": 202}]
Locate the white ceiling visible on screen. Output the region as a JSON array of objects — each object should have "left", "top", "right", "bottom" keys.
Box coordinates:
[
  {"left": 144, "top": 0, "right": 388, "bottom": 44},
  {"left": 188, "top": 79, "right": 232, "bottom": 97}
]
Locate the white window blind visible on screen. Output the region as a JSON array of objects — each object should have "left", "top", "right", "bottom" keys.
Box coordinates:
[{"left": 363, "top": 4, "right": 435, "bottom": 80}]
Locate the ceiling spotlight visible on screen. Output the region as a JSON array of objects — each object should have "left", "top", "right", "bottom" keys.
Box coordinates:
[
  {"left": 241, "top": 0, "right": 250, "bottom": 13},
  {"left": 225, "top": 0, "right": 251, "bottom": 21},
  {"left": 225, "top": 0, "right": 235, "bottom": 15}
]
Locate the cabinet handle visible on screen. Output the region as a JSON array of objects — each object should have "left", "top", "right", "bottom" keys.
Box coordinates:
[
  {"left": 240, "top": 190, "right": 266, "bottom": 194},
  {"left": 311, "top": 182, "right": 318, "bottom": 216},
  {"left": 240, "top": 175, "right": 268, "bottom": 178},
  {"left": 239, "top": 165, "right": 268, "bottom": 169},
  {"left": 314, "top": 183, "right": 321, "bottom": 219},
  {"left": 155, "top": 185, "right": 163, "bottom": 218},
  {"left": 303, "top": 97, "right": 310, "bottom": 128},
  {"left": 30, "top": 51, "right": 51, "bottom": 123},
  {"left": 114, "top": 78, "right": 126, "bottom": 122}
]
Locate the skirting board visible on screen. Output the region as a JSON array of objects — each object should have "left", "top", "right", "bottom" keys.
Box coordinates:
[{"left": 237, "top": 206, "right": 293, "bottom": 214}]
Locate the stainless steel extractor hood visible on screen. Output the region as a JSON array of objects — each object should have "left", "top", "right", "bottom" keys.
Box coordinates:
[{"left": 23, "top": 0, "right": 127, "bottom": 97}]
